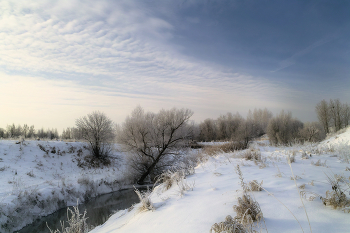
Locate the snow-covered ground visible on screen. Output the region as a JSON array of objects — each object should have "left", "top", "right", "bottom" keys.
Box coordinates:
[
  {"left": 0, "top": 140, "right": 126, "bottom": 232},
  {"left": 89, "top": 130, "right": 350, "bottom": 233}
]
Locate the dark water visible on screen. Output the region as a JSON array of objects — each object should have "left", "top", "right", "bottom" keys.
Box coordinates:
[{"left": 15, "top": 188, "right": 147, "bottom": 233}]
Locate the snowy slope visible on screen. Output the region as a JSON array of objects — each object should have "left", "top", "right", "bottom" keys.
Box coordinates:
[
  {"left": 90, "top": 134, "right": 350, "bottom": 233},
  {"left": 0, "top": 140, "right": 124, "bottom": 232}
]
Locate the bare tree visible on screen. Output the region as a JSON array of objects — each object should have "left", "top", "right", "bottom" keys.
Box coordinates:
[
  {"left": 315, "top": 100, "right": 331, "bottom": 134},
  {"left": 116, "top": 106, "right": 193, "bottom": 184},
  {"left": 76, "top": 111, "right": 115, "bottom": 160}
]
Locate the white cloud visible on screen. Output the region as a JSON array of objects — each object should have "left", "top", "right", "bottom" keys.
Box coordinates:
[{"left": 0, "top": 0, "right": 300, "bottom": 130}]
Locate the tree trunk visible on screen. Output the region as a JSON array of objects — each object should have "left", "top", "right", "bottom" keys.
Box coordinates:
[{"left": 137, "top": 155, "right": 162, "bottom": 185}]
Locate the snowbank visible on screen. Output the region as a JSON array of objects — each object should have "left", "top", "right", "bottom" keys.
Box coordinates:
[
  {"left": 0, "top": 140, "right": 124, "bottom": 232},
  {"left": 90, "top": 139, "right": 350, "bottom": 232}
]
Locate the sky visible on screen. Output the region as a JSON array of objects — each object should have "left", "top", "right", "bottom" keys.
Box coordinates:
[{"left": 0, "top": 0, "right": 349, "bottom": 132}]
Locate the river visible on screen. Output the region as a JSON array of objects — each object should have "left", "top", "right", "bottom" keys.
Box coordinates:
[{"left": 15, "top": 188, "right": 147, "bottom": 233}]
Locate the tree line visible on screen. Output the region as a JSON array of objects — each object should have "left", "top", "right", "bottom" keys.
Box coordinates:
[
  {"left": 0, "top": 124, "right": 60, "bottom": 139},
  {"left": 1, "top": 100, "right": 348, "bottom": 184}
]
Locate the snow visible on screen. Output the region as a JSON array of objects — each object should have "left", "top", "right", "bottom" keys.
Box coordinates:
[
  {"left": 89, "top": 131, "right": 350, "bottom": 233},
  {"left": 1, "top": 128, "right": 350, "bottom": 233}
]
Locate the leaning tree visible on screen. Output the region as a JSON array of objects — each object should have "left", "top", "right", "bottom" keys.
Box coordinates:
[{"left": 116, "top": 106, "right": 193, "bottom": 184}]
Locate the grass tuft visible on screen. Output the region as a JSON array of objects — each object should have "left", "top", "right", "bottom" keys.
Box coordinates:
[
  {"left": 47, "top": 200, "right": 90, "bottom": 233},
  {"left": 134, "top": 187, "right": 154, "bottom": 212},
  {"left": 210, "top": 215, "right": 247, "bottom": 233}
]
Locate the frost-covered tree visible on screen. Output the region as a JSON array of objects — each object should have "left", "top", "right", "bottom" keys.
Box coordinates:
[
  {"left": 199, "top": 118, "right": 218, "bottom": 141},
  {"left": 250, "top": 108, "right": 273, "bottom": 136},
  {"left": 315, "top": 100, "right": 331, "bottom": 134},
  {"left": 76, "top": 111, "right": 115, "bottom": 160},
  {"left": 116, "top": 106, "right": 193, "bottom": 184},
  {"left": 267, "top": 111, "right": 303, "bottom": 145},
  {"left": 329, "top": 99, "right": 343, "bottom": 131}
]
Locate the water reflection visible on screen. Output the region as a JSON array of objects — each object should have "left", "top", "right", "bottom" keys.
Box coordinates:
[{"left": 16, "top": 188, "right": 146, "bottom": 233}]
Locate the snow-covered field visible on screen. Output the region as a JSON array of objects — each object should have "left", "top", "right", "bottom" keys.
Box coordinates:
[
  {"left": 90, "top": 129, "right": 350, "bottom": 233},
  {"left": 1, "top": 128, "right": 350, "bottom": 233},
  {"left": 0, "top": 140, "right": 126, "bottom": 232}
]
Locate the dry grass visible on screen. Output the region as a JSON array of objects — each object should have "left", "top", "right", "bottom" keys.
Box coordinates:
[
  {"left": 210, "top": 215, "right": 247, "bottom": 233},
  {"left": 234, "top": 165, "right": 264, "bottom": 231},
  {"left": 287, "top": 155, "right": 295, "bottom": 163},
  {"left": 47, "top": 200, "right": 89, "bottom": 233},
  {"left": 203, "top": 142, "right": 246, "bottom": 156},
  {"left": 155, "top": 170, "right": 183, "bottom": 191},
  {"left": 321, "top": 173, "right": 350, "bottom": 212},
  {"left": 301, "top": 152, "right": 309, "bottom": 160},
  {"left": 311, "top": 159, "right": 327, "bottom": 167},
  {"left": 134, "top": 187, "right": 154, "bottom": 212},
  {"left": 233, "top": 194, "right": 263, "bottom": 227},
  {"left": 248, "top": 180, "right": 263, "bottom": 192},
  {"left": 242, "top": 149, "right": 261, "bottom": 162}
]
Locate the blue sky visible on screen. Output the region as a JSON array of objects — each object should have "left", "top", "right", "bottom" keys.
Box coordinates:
[{"left": 0, "top": 0, "right": 349, "bottom": 131}]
